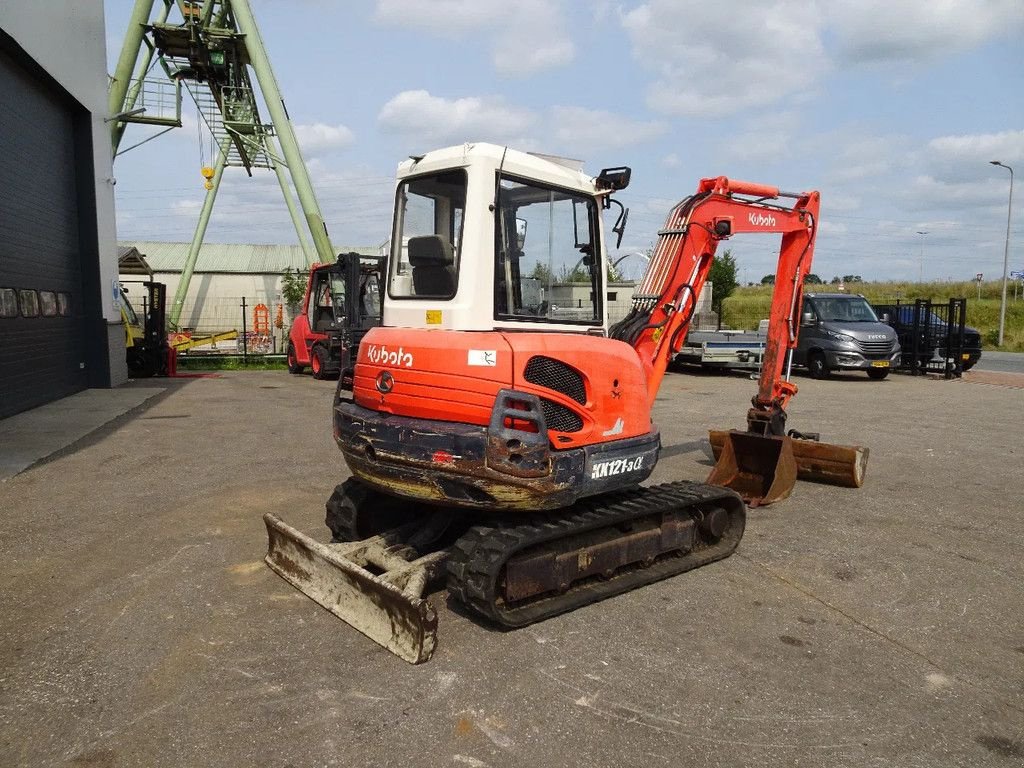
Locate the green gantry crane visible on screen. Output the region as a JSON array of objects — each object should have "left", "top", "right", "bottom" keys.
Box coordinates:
[{"left": 108, "top": 0, "right": 334, "bottom": 328}]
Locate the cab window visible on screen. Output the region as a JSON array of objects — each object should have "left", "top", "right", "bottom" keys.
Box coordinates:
[
  {"left": 309, "top": 273, "right": 339, "bottom": 332},
  {"left": 494, "top": 175, "right": 601, "bottom": 325},
  {"left": 389, "top": 170, "right": 466, "bottom": 300}
]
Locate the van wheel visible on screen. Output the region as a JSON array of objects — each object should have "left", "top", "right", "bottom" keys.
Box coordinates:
[
  {"left": 311, "top": 345, "right": 328, "bottom": 380},
  {"left": 808, "top": 351, "right": 830, "bottom": 379},
  {"left": 287, "top": 342, "right": 303, "bottom": 374},
  {"left": 866, "top": 368, "right": 889, "bottom": 380}
]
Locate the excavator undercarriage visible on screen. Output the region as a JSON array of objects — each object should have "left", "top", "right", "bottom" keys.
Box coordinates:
[{"left": 265, "top": 478, "right": 745, "bottom": 663}]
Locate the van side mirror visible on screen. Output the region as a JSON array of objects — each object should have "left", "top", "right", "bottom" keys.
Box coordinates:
[
  {"left": 881, "top": 312, "right": 890, "bottom": 323},
  {"left": 801, "top": 311, "right": 815, "bottom": 325}
]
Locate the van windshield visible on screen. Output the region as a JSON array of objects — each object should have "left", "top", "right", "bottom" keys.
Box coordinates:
[{"left": 810, "top": 297, "right": 879, "bottom": 322}]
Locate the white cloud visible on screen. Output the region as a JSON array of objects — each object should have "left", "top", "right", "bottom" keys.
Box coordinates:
[
  {"left": 620, "top": 0, "right": 827, "bottom": 117},
  {"left": 374, "top": 0, "right": 509, "bottom": 34},
  {"left": 293, "top": 123, "right": 355, "bottom": 154},
  {"left": 905, "top": 175, "right": 1015, "bottom": 212},
  {"left": 619, "top": 1, "right": 1021, "bottom": 118},
  {"left": 829, "top": 135, "right": 909, "bottom": 182},
  {"left": 818, "top": 221, "right": 849, "bottom": 235},
  {"left": 493, "top": 34, "right": 574, "bottom": 76},
  {"left": 374, "top": 0, "right": 575, "bottom": 76},
  {"left": 719, "top": 111, "right": 800, "bottom": 163},
  {"left": 548, "top": 106, "right": 667, "bottom": 153},
  {"left": 823, "top": 192, "right": 862, "bottom": 213},
  {"left": 925, "top": 129, "right": 1024, "bottom": 181},
  {"left": 377, "top": 91, "right": 669, "bottom": 155},
  {"left": 377, "top": 90, "right": 538, "bottom": 146},
  {"left": 663, "top": 153, "right": 680, "bottom": 168},
  {"left": 826, "top": 1, "right": 1024, "bottom": 64}
]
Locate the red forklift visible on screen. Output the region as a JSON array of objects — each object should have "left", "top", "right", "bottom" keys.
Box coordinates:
[{"left": 286, "top": 252, "right": 383, "bottom": 380}]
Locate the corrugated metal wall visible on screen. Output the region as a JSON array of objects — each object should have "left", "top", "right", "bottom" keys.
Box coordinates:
[{"left": 0, "top": 46, "right": 89, "bottom": 418}]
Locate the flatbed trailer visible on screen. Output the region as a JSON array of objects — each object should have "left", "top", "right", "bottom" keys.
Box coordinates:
[{"left": 675, "top": 328, "right": 767, "bottom": 371}]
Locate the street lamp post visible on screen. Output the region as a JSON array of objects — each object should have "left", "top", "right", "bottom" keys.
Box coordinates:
[
  {"left": 916, "top": 230, "right": 928, "bottom": 283},
  {"left": 990, "top": 161, "right": 1014, "bottom": 347}
]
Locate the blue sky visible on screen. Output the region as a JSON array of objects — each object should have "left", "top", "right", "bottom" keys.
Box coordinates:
[{"left": 106, "top": 0, "right": 1023, "bottom": 283}]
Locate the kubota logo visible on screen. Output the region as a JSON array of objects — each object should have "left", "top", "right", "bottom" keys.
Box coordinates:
[
  {"left": 748, "top": 212, "right": 776, "bottom": 227},
  {"left": 366, "top": 344, "right": 413, "bottom": 368}
]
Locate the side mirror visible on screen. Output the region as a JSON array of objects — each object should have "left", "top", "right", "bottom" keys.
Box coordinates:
[
  {"left": 881, "top": 312, "right": 891, "bottom": 323},
  {"left": 516, "top": 218, "right": 527, "bottom": 250},
  {"left": 596, "top": 166, "right": 631, "bottom": 191},
  {"left": 801, "top": 311, "right": 815, "bottom": 325}
]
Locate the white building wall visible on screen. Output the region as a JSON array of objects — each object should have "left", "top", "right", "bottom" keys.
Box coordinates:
[
  {"left": 151, "top": 272, "right": 287, "bottom": 334},
  {"left": 1, "top": 2, "right": 124, "bottom": 384}
]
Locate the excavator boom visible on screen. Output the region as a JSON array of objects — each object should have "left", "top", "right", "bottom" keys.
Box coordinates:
[
  {"left": 613, "top": 176, "right": 818, "bottom": 420},
  {"left": 612, "top": 177, "right": 866, "bottom": 504}
]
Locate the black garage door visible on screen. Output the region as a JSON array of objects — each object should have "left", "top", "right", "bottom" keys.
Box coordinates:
[{"left": 0, "top": 45, "right": 90, "bottom": 419}]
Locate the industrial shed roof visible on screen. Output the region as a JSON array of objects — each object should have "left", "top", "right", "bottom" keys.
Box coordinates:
[{"left": 118, "top": 241, "right": 382, "bottom": 274}]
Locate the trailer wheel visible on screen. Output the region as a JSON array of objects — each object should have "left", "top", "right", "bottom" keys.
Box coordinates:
[
  {"left": 286, "top": 342, "right": 303, "bottom": 374},
  {"left": 808, "top": 351, "right": 830, "bottom": 379},
  {"left": 311, "top": 345, "right": 329, "bottom": 380},
  {"left": 866, "top": 368, "right": 889, "bottom": 380}
]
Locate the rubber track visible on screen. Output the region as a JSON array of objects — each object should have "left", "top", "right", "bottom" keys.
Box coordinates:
[{"left": 446, "top": 481, "right": 746, "bottom": 627}]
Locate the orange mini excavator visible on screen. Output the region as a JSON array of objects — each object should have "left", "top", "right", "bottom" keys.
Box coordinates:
[{"left": 264, "top": 143, "right": 868, "bottom": 662}]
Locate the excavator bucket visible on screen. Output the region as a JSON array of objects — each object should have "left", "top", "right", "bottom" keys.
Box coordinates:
[
  {"left": 708, "top": 430, "right": 869, "bottom": 498},
  {"left": 706, "top": 431, "right": 798, "bottom": 506},
  {"left": 263, "top": 513, "right": 445, "bottom": 664}
]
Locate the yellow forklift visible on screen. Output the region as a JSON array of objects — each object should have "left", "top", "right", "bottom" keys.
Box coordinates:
[{"left": 119, "top": 280, "right": 170, "bottom": 378}]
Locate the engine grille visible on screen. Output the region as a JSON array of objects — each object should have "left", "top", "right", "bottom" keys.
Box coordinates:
[
  {"left": 853, "top": 339, "right": 895, "bottom": 356},
  {"left": 524, "top": 356, "right": 587, "bottom": 404},
  {"left": 540, "top": 398, "right": 583, "bottom": 433}
]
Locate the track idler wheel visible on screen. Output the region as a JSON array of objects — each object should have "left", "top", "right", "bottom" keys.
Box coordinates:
[
  {"left": 699, "top": 507, "right": 729, "bottom": 539},
  {"left": 325, "top": 478, "right": 418, "bottom": 542}
]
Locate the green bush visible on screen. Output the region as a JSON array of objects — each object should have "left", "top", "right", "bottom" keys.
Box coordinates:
[{"left": 176, "top": 355, "right": 288, "bottom": 371}]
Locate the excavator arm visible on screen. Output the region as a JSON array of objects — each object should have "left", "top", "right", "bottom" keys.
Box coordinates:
[
  {"left": 611, "top": 175, "right": 819, "bottom": 430},
  {"left": 612, "top": 177, "right": 865, "bottom": 505}
]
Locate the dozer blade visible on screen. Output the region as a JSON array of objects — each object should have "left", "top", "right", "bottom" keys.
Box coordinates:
[
  {"left": 706, "top": 430, "right": 798, "bottom": 506},
  {"left": 708, "top": 430, "right": 868, "bottom": 492},
  {"left": 263, "top": 513, "right": 444, "bottom": 664}
]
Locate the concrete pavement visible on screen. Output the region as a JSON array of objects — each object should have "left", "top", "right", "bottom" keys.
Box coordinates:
[
  {"left": 0, "top": 370, "right": 1021, "bottom": 767},
  {"left": 0, "top": 384, "right": 166, "bottom": 481}
]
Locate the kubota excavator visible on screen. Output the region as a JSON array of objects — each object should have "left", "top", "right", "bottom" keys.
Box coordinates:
[{"left": 264, "top": 143, "right": 868, "bottom": 663}]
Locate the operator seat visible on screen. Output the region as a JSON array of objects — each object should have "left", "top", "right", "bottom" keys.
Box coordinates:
[{"left": 408, "top": 235, "right": 456, "bottom": 297}]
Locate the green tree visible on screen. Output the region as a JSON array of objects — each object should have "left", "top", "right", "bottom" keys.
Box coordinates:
[
  {"left": 804, "top": 273, "right": 824, "bottom": 284},
  {"left": 761, "top": 273, "right": 776, "bottom": 285},
  {"left": 709, "top": 249, "right": 738, "bottom": 326},
  {"left": 530, "top": 262, "right": 554, "bottom": 284},
  {"left": 280, "top": 267, "right": 308, "bottom": 308},
  {"left": 842, "top": 274, "right": 864, "bottom": 283}
]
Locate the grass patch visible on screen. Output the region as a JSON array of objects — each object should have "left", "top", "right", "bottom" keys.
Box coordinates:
[
  {"left": 721, "top": 281, "right": 1024, "bottom": 352},
  {"left": 175, "top": 354, "right": 288, "bottom": 371}
]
